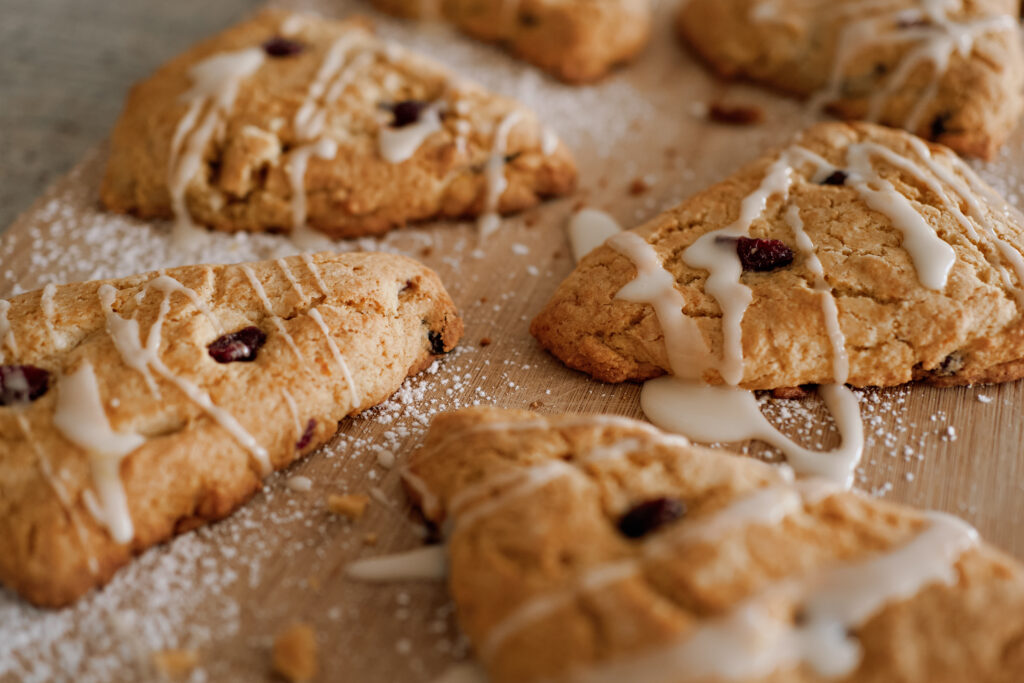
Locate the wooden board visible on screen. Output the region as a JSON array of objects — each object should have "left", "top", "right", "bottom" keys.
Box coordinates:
[{"left": 3, "top": 1, "right": 1024, "bottom": 680}]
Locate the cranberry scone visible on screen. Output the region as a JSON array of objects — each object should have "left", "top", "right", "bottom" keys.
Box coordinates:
[
  {"left": 677, "top": 0, "right": 1024, "bottom": 159},
  {"left": 402, "top": 406, "right": 1024, "bottom": 682},
  {"left": 532, "top": 121, "right": 1024, "bottom": 389},
  {"left": 100, "top": 10, "right": 576, "bottom": 241},
  {"left": 0, "top": 252, "right": 462, "bottom": 607},
  {"left": 372, "top": 0, "right": 651, "bottom": 83}
]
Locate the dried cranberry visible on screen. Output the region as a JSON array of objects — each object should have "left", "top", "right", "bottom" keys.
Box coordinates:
[
  {"left": 208, "top": 327, "right": 267, "bottom": 363},
  {"left": 618, "top": 497, "right": 686, "bottom": 539},
  {"left": 736, "top": 237, "right": 794, "bottom": 272},
  {"left": 0, "top": 365, "right": 50, "bottom": 406},
  {"left": 428, "top": 330, "right": 447, "bottom": 355},
  {"left": 262, "top": 36, "right": 305, "bottom": 57},
  {"left": 820, "top": 170, "right": 848, "bottom": 186},
  {"left": 296, "top": 419, "right": 317, "bottom": 450},
  {"left": 389, "top": 100, "right": 428, "bottom": 128}
]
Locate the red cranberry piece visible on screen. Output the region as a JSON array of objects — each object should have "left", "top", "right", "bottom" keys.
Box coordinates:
[
  {"left": 296, "top": 419, "right": 317, "bottom": 450},
  {"left": 428, "top": 330, "right": 448, "bottom": 355},
  {"left": 617, "top": 497, "right": 686, "bottom": 539},
  {"left": 208, "top": 327, "right": 267, "bottom": 363},
  {"left": 0, "top": 365, "right": 50, "bottom": 406},
  {"left": 389, "top": 100, "right": 428, "bottom": 128},
  {"left": 736, "top": 237, "right": 794, "bottom": 272},
  {"left": 820, "top": 170, "right": 848, "bottom": 186},
  {"left": 262, "top": 36, "right": 305, "bottom": 57}
]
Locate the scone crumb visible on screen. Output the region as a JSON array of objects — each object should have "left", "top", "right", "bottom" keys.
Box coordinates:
[
  {"left": 771, "top": 386, "right": 812, "bottom": 400},
  {"left": 363, "top": 532, "right": 379, "bottom": 546},
  {"left": 272, "top": 623, "right": 318, "bottom": 683},
  {"left": 327, "top": 493, "right": 370, "bottom": 519},
  {"left": 529, "top": 400, "right": 544, "bottom": 410},
  {"left": 479, "top": 337, "right": 492, "bottom": 347},
  {"left": 708, "top": 101, "right": 764, "bottom": 125},
  {"left": 629, "top": 177, "right": 651, "bottom": 195},
  {"left": 152, "top": 648, "right": 198, "bottom": 679}
]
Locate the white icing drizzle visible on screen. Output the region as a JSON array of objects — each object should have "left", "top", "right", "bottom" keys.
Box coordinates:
[
  {"left": 402, "top": 469, "right": 443, "bottom": 520},
  {"left": 0, "top": 299, "right": 16, "bottom": 362},
  {"left": 277, "top": 258, "right": 308, "bottom": 302},
  {"left": 308, "top": 307, "right": 360, "bottom": 409},
  {"left": 813, "top": 1, "right": 1017, "bottom": 133},
  {"left": 41, "top": 283, "right": 58, "bottom": 345},
  {"left": 100, "top": 280, "right": 271, "bottom": 474},
  {"left": 378, "top": 103, "right": 443, "bottom": 164},
  {"left": 575, "top": 512, "right": 977, "bottom": 682},
  {"left": 301, "top": 253, "right": 331, "bottom": 298},
  {"left": 567, "top": 209, "right": 623, "bottom": 263},
  {"left": 168, "top": 48, "right": 265, "bottom": 246},
  {"left": 53, "top": 362, "right": 145, "bottom": 544},
  {"left": 345, "top": 545, "right": 447, "bottom": 582},
  {"left": 641, "top": 380, "right": 864, "bottom": 487},
  {"left": 239, "top": 265, "right": 306, "bottom": 363},
  {"left": 148, "top": 274, "right": 222, "bottom": 333},
  {"left": 281, "top": 389, "right": 303, "bottom": 434},
  {"left": 478, "top": 111, "right": 523, "bottom": 239},
  {"left": 294, "top": 33, "right": 362, "bottom": 140},
  {"left": 286, "top": 138, "right": 338, "bottom": 247}
]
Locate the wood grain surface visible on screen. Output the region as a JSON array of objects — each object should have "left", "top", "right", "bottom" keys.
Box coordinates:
[{"left": 1, "top": 1, "right": 1023, "bottom": 681}]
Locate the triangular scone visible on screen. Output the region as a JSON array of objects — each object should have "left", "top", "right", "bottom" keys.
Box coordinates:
[
  {"left": 0, "top": 252, "right": 462, "bottom": 607},
  {"left": 532, "top": 122, "right": 1024, "bottom": 389},
  {"left": 373, "top": 0, "right": 651, "bottom": 83},
  {"left": 677, "top": 0, "right": 1023, "bottom": 159},
  {"left": 403, "top": 407, "right": 1024, "bottom": 682},
  {"left": 100, "top": 10, "right": 577, "bottom": 240}
]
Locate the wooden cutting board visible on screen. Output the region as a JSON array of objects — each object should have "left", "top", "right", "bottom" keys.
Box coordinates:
[{"left": 3, "top": 1, "right": 1024, "bottom": 681}]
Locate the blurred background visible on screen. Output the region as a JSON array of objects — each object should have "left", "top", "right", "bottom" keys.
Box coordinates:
[{"left": 0, "top": 0, "right": 262, "bottom": 230}]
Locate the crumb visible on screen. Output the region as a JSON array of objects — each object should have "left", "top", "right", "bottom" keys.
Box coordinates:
[
  {"left": 363, "top": 532, "right": 378, "bottom": 546},
  {"left": 327, "top": 493, "right": 370, "bottom": 519},
  {"left": 977, "top": 394, "right": 993, "bottom": 403},
  {"left": 152, "top": 649, "right": 198, "bottom": 679},
  {"left": 708, "top": 102, "right": 764, "bottom": 125},
  {"left": 529, "top": 400, "right": 544, "bottom": 410},
  {"left": 628, "top": 177, "right": 651, "bottom": 195},
  {"left": 272, "top": 623, "right": 318, "bottom": 683},
  {"left": 771, "top": 386, "right": 812, "bottom": 400},
  {"left": 572, "top": 199, "right": 586, "bottom": 211},
  {"left": 553, "top": 249, "right": 563, "bottom": 259},
  {"left": 478, "top": 296, "right": 488, "bottom": 304},
  {"left": 524, "top": 214, "right": 539, "bottom": 227},
  {"left": 419, "top": 246, "right": 433, "bottom": 257},
  {"left": 479, "top": 337, "right": 492, "bottom": 347},
  {"left": 287, "top": 475, "right": 313, "bottom": 492}
]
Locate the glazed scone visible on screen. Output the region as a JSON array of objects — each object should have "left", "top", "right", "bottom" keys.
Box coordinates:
[
  {"left": 677, "top": 0, "right": 1023, "bottom": 159},
  {"left": 372, "top": 0, "right": 651, "bottom": 83},
  {"left": 532, "top": 122, "right": 1024, "bottom": 389},
  {"left": 403, "top": 407, "right": 1024, "bottom": 682},
  {"left": 0, "top": 252, "right": 462, "bottom": 607},
  {"left": 100, "top": 10, "right": 577, "bottom": 240}
]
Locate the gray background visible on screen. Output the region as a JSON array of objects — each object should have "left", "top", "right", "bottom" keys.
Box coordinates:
[{"left": 0, "top": 0, "right": 263, "bottom": 231}]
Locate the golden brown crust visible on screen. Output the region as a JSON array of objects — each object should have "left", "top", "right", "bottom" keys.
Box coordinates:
[
  {"left": 100, "top": 10, "right": 577, "bottom": 238},
  {"left": 405, "top": 407, "right": 1024, "bottom": 682},
  {"left": 676, "top": 0, "right": 1024, "bottom": 159},
  {"left": 532, "top": 122, "right": 1024, "bottom": 390},
  {"left": 0, "top": 252, "right": 462, "bottom": 607},
  {"left": 374, "top": 0, "right": 651, "bottom": 83}
]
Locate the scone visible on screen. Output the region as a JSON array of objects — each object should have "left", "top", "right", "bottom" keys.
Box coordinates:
[
  {"left": 0, "top": 252, "right": 462, "bottom": 607},
  {"left": 532, "top": 121, "right": 1024, "bottom": 389},
  {"left": 372, "top": 0, "right": 651, "bottom": 83},
  {"left": 403, "top": 406, "right": 1024, "bottom": 682},
  {"left": 100, "top": 10, "right": 577, "bottom": 241},
  {"left": 677, "top": 0, "right": 1023, "bottom": 159}
]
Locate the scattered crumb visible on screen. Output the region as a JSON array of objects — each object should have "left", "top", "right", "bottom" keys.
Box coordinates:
[
  {"left": 272, "top": 623, "right": 318, "bottom": 683},
  {"left": 528, "top": 400, "right": 544, "bottom": 410},
  {"left": 771, "top": 386, "right": 811, "bottom": 400},
  {"left": 479, "top": 337, "right": 492, "bottom": 347},
  {"left": 977, "top": 394, "right": 993, "bottom": 404},
  {"left": 708, "top": 102, "right": 764, "bottom": 125},
  {"left": 327, "top": 493, "right": 370, "bottom": 520},
  {"left": 572, "top": 199, "right": 586, "bottom": 211},
  {"left": 628, "top": 177, "right": 651, "bottom": 195},
  {"left": 419, "top": 246, "right": 433, "bottom": 257},
  {"left": 151, "top": 649, "right": 198, "bottom": 679},
  {"left": 363, "top": 533, "right": 379, "bottom": 546},
  {"left": 376, "top": 449, "right": 396, "bottom": 468},
  {"left": 524, "top": 214, "right": 539, "bottom": 227},
  {"left": 286, "top": 475, "right": 313, "bottom": 492}
]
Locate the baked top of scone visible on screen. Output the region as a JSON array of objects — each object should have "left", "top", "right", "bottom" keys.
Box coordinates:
[
  {"left": 0, "top": 252, "right": 462, "bottom": 607},
  {"left": 532, "top": 121, "right": 1024, "bottom": 390},
  {"left": 372, "top": 0, "right": 651, "bottom": 84},
  {"left": 403, "top": 406, "right": 1024, "bottom": 682},
  {"left": 677, "top": 0, "right": 1024, "bottom": 159},
  {"left": 100, "top": 9, "right": 576, "bottom": 242}
]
